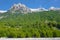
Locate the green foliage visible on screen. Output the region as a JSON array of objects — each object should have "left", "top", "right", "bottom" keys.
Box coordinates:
[{"left": 0, "top": 11, "right": 60, "bottom": 38}]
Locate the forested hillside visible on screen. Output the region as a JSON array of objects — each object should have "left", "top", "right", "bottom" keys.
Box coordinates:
[{"left": 0, "top": 10, "right": 60, "bottom": 38}]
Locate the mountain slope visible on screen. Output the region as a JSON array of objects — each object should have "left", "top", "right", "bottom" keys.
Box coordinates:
[{"left": 0, "top": 10, "right": 60, "bottom": 37}]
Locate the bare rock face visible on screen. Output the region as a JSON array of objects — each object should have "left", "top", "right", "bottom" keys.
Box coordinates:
[{"left": 9, "top": 3, "right": 31, "bottom": 14}]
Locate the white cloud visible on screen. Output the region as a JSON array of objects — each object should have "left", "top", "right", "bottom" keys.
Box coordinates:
[
  {"left": 49, "top": 6, "right": 60, "bottom": 10},
  {"left": 30, "top": 8, "right": 40, "bottom": 11},
  {"left": 30, "top": 8, "right": 48, "bottom": 12},
  {"left": 0, "top": 10, "right": 7, "bottom": 13}
]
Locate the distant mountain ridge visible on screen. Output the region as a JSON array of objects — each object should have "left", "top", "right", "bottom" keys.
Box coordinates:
[
  {"left": 8, "top": 3, "right": 48, "bottom": 13},
  {"left": 0, "top": 3, "right": 60, "bottom": 13}
]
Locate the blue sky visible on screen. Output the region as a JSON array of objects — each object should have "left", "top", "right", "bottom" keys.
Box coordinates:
[{"left": 0, "top": 0, "right": 60, "bottom": 10}]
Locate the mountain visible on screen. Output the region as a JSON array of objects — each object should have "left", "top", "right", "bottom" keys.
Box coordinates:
[
  {"left": 9, "top": 3, "right": 31, "bottom": 14},
  {"left": 0, "top": 3, "right": 60, "bottom": 38},
  {"left": 8, "top": 3, "right": 49, "bottom": 13},
  {"left": 0, "top": 3, "right": 60, "bottom": 14}
]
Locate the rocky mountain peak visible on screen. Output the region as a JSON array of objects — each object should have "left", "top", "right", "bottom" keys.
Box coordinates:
[{"left": 9, "top": 3, "right": 31, "bottom": 13}]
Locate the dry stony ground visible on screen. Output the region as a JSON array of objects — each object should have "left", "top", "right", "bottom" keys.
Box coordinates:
[{"left": 0, "top": 38, "right": 60, "bottom": 40}]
